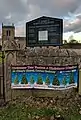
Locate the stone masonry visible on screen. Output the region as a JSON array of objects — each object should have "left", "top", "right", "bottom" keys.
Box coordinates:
[{"left": 5, "top": 47, "right": 81, "bottom": 101}]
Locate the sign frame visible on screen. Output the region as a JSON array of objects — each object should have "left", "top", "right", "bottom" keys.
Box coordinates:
[{"left": 26, "top": 16, "right": 63, "bottom": 47}]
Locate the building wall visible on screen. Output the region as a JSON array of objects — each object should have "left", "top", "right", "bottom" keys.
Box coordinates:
[{"left": 15, "top": 39, "right": 26, "bottom": 49}]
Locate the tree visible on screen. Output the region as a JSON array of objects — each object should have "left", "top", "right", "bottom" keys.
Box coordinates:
[
  {"left": 45, "top": 76, "right": 50, "bottom": 85},
  {"left": 37, "top": 74, "right": 43, "bottom": 85},
  {"left": 30, "top": 76, "right": 34, "bottom": 84},
  {"left": 14, "top": 75, "right": 19, "bottom": 84},
  {"left": 21, "top": 74, "right": 28, "bottom": 84},
  {"left": 52, "top": 76, "right": 60, "bottom": 86},
  {"left": 68, "top": 35, "right": 74, "bottom": 41},
  {"left": 69, "top": 39, "right": 78, "bottom": 44},
  {"left": 68, "top": 35, "right": 78, "bottom": 44},
  {"left": 69, "top": 72, "right": 75, "bottom": 84},
  {"left": 63, "top": 40, "right": 67, "bottom": 44},
  {"left": 62, "top": 76, "right": 67, "bottom": 86}
]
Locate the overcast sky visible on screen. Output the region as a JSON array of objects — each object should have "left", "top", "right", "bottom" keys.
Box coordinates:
[{"left": 0, "top": 0, "right": 81, "bottom": 41}]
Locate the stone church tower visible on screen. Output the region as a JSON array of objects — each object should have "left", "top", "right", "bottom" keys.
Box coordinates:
[
  {"left": 1, "top": 23, "right": 19, "bottom": 50},
  {"left": 1, "top": 23, "right": 26, "bottom": 50},
  {"left": 2, "top": 23, "right": 15, "bottom": 46}
]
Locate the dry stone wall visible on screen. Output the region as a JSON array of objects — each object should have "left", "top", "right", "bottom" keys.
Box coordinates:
[
  {"left": 5, "top": 47, "right": 81, "bottom": 101},
  {"left": 16, "top": 47, "right": 81, "bottom": 67}
]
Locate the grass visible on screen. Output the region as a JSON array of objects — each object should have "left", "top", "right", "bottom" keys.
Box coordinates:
[
  {"left": 65, "top": 116, "right": 81, "bottom": 120},
  {"left": 0, "top": 101, "right": 81, "bottom": 120},
  {"left": 0, "top": 103, "right": 59, "bottom": 120}
]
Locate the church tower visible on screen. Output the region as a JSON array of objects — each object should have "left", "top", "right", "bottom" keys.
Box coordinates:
[{"left": 2, "top": 23, "right": 15, "bottom": 46}]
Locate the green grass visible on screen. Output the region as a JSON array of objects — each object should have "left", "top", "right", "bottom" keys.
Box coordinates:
[
  {"left": 0, "top": 103, "right": 58, "bottom": 120},
  {"left": 0, "top": 102, "right": 81, "bottom": 120},
  {"left": 63, "top": 115, "right": 81, "bottom": 120}
]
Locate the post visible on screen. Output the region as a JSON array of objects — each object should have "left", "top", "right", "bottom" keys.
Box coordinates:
[
  {"left": 77, "top": 63, "right": 79, "bottom": 93},
  {"left": 2, "top": 50, "right": 5, "bottom": 102},
  {"left": 1, "top": 23, "right": 5, "bottom": 102}
]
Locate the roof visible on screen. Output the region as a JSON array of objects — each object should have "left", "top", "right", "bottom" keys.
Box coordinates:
[
  {"left": 14, "top": 37, "right": 26, "bottom": 41},
  {"left": 26, "top": 16, "right": 63, "bottom": 24},
  {"left": 2, "top": 26, "right": 15, "bottom": 29}
]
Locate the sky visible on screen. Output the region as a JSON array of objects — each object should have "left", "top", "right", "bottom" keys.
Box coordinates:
[{"left": 0, "top": 0, "right": 81, "bottom": 42}]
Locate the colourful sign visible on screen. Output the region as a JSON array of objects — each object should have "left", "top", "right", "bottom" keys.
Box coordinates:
[{"left": 11, "top": 65, "right": 79, "bottom": 90}]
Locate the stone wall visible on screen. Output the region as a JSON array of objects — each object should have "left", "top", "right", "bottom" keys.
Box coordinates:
[
  {"left": 16, "top": 47, "right": 81, "bottom": 67},
  {"left": 5, "top": 51, "right": 16, "bottom": 101},
  {"left": 5, "top": 47, "right": 81, "bottom": 101}
]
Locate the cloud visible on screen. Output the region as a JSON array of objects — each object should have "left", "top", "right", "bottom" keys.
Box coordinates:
[
  {"left": 0, "top": 0, "right": 28, "bottom": 24},
  {"left": 5, "top": 13, "right": 12, "bottom": 20},
  {"left": 27, "top": 0, "right": 81, "bottom": 17},
  {"left": 64, "top": 14, "right": 81, "bottom": 33},
  {"left": 0, "top": 0, "right": 81, "bottom": 23},
  {"left": 0, "top": 0, "right": 81, "bottom": 36}
]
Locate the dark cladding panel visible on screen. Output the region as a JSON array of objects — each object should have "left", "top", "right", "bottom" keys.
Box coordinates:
[{"left": 26, "top": 16, "right": 63, "bottom": 47}]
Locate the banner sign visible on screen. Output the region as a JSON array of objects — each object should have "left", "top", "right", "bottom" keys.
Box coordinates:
[{"left": 11, "top": 65, "right": 79, "bottom": 90}]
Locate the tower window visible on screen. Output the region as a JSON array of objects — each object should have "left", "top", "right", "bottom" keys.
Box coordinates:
[
  {"left": 6, "top": 30, "right": 11, "bottom": 36},
  {"left": 9, "top": 30, "right": 11, "bottom": 36},
  {"left": 6, "top": 30, "right": 8, "bottom": 36}
]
